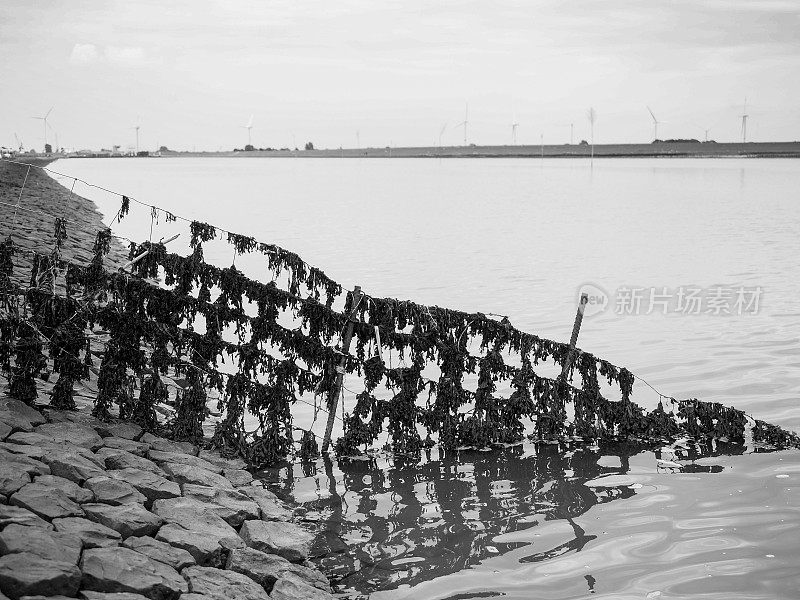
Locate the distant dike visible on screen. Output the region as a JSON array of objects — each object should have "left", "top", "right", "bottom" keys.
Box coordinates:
[{"left": 155, "top": 141, "right": 800, "bottom": 159}]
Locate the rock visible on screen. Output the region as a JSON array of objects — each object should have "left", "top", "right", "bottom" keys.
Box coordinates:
[
  {"left": 2, "top": 433, "right": 53, "bottom": 452},
  {"left": 82, "top": 503, "right": 163, "bottom": 538},
  {"left": 47, "top": 409, "right": 104, "bottom": 429},
  {"left": 47, "top": 452, "right": 105, "bottom": 483},
  {"left": 154, "top": 525, "right": 224, "bottom": 568},
  {"left": 239, "top": 520, "right": 314, "bottom": 563},
  {"left": 43, "top": 408, "right": 85, "bottom": 423},
  {"left": 180, "top": 485, "right": 259, "bottom": 527},
  {"left": 0, "top": 552, "right": 81, "bottom": 599},
  {"left": 223, "top": 469, "right": 252, "bottom": 487},
  {"left": 17, "top": 595, "right": 78, "bottom": 600},
  {"left": 0, "top": 442, "right": 46, "bottom": 461},
  {"left": 225, "top": 547, "right": 330, "bottom": 593},
  {"left": 241, "top": 486, "right": 292, "bottom": 522},
  {"left": 34, "top": 422, "right": 104, "bottom": 450},
  {"left": 52, "top": 516, "right": 122, "bottom": 548},
  {"left": 147, "top": 452, "right": 220, "bottom": 473},
  {"left": 139, "top": 435, "right": 196, "bottom": 456},
  {"left": 34, "top": 475, "right": 95, "bottom": 503},
  {"left": 0, "top": 505, "right": 53, "bottom": 530},
  {"left": 242, "top": 484, "right": 277, "bottom": 501},
  {"left": 84, "top": 477, "right": 146, "bottom": 506},
  {"left": 182, "top": 566, "right": 269, "bottom": 600},
  {"left": 121, "top": 536, "right": 195, "bottom": 571},
  {"left": 256, "top": 501, "right": 292, "bottom": 522},
  {"left": 151, "top": 498, "right": 239, "bottom": 540},
  {"left": 0, "top": 452, "right": 50, "bottom": 478},
  {"left": 7, "top": 434, "right": 103, "bottom": 468},
  {"left": 270, "top": 574, "right": 336, "bottom": 600},
  {"left": 0, "top": 411, "right": 35, "bottom": 433},
  {"left": 36, "top": 443, "right": 105, "bottom": 469},
  {"left": 105, "top": 469, "right": 180, "bottom": 503},
  {"left": 10, "top": 482, "right": 84, "bottom": 519},
  {"left": 158, "top": 464, "right": 232, "bottom": 489},
  {"left": 81, "top": 592, "right": 150, "bottom": 600},
  {"left": 0, "top": 465, "right": 30, "bottom": 496},
  {"left": 197, "top": 451, "right": 246, "bottom": 471},
  {"left": 95, "top": 422, "right": 143, "bottom": 441},
  {"left": 0, "top": 398, "right": 46, "bottom": 432},
  {"left": 102, "top": 438, "right": 150, "bottom": 457},
  {"left": 0, "top": 422, "right": 10, "bottom": 441},
  {"left": 0, "top": 523, "right": 82, "bottom": 564},
  {"left": 4, "top": 432, "right": 53, "bottom": 447},
  {"left": 97, "top": 449, "right": 163, "bottom": 476},
  {"left": 81, "top": 546, "right": 187, "bottom": 600}
]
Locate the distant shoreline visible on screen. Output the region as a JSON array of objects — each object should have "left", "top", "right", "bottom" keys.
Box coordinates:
[
  {"left": 153, "top": 141, "right": 800, "bottom": 159},
  {"left": 15, "top": 141, "right": 798, "bottom": 162}
]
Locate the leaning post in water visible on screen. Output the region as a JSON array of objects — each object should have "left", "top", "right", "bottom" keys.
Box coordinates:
[
  {"left": 561, "top": 292, "right": 589, "bottom": 379},
  {"left": 322, "top": 285, "right": 363, "bottom": 452}
]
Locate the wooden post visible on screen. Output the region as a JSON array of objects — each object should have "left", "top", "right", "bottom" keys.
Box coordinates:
[
  {"left": 561, "top": 292, "right": 589, "bottom": 379},
  {"left": 321, "top": 285, "right": 363, "bottom": 452},
  {"left": 374, "top": 325, "right": 383, "bottom": 361}
]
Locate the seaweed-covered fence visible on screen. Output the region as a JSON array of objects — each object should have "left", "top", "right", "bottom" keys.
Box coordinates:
[{"left": 1, "top": 170, "right": 798, "bottom": 466}]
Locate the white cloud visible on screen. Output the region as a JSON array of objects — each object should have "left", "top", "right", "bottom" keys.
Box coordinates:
[
  {"left": 105, "top": 46, "right": 146, "bottom": 66},
  {"left": 69, "top": 43, "right": 148, "bottom": 66},
  {"left": 69, "top": 43, "right": 99, "bottom": 64}
]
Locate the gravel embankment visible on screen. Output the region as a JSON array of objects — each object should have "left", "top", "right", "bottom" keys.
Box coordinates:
[
  {"left": 1, "top": 158, "right": 340, "bottom": 600},
  {"left": 0, "top": 159, "right": 127, "bottom": 286},
  {"left": 0, "top": 396, "right": 336, "bottom": 600}
]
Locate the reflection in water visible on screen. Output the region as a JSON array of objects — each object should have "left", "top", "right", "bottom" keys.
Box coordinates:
[{"left": 262, "top": 440, "right": 781, "bottom": 597}]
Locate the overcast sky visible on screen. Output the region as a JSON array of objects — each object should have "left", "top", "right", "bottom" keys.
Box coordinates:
[{"left": 1, "top": 0, "right": 798, "bottom": 151}]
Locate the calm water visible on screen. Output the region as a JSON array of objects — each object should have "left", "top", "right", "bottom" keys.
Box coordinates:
[{"left": 48, "top": 156, "right": 800, "bottom": 598}]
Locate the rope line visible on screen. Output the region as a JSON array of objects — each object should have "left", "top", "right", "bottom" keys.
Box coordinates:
[
  {"left": 9, "top": 310, "right": 346, "bottom": 425},
  {"left": 0, "top": 165, "right": 676, "bottom": 408},
  {"left": 0, "top": 200, "right": 136, "bottom": 246},
  {"left": 0, "top": 157, "right": 317, "bottom": 263},
  {"left": 10, "top": 164, "right": 31, "bottom": 239},
  {"left": 3, "top": 155, "right": 754, "bottom": 446}
]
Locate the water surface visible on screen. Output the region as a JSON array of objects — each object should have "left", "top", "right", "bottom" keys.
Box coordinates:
[{"left": 47, "top": 156, "right": 800, "bottom": 598}]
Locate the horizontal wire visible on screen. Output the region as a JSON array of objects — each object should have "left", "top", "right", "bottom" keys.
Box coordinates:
[
  {"left": 1, "top": 156, "right": 688, "bottom": 414},
  {"left": 1, "top": 157, "right": 314, "bottom": 262}
]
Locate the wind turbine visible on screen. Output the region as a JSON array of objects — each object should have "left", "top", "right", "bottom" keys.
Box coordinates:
[
  {"left": 356, "top": 130, "right": 360, "bottom": 149},
  {"left": 438, "top": 123, "right": 448, "bottom": 148},
  {"left": 32, "top": 107, "right": 53, "bottom": 151},
  {"left": 47, "top": 122, "right": 59, "bottom": 153},
  {"left": 587, "top": 107, "right": 597, "bottom": 160},
  {"left": 132, "top": 118, "right": 141, "bottom": 154},
  {"left": 241, "top": 114, "right": 254, "bottom": 147},
  {"left": 646, "top": 106, "right": 662, "bottom": 142},
  {"left": 740, "top": 98, "right": 748, "bottom": 143},
  {"left": 511, "top": 117, "right": 519, "bottom": 145},
  {"left": 14, "top": 133, "right": 23, "bottom": 152},
  {"left": 456, "top": 103, "right": 469, "bottom": 145}
]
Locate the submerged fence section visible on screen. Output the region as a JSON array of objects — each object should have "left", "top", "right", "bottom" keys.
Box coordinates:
[{"left": 1, "top": 158, "right": 798, "bottom": 467}]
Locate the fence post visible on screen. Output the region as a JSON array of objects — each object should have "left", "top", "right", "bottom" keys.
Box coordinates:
[
  {"left": 321, "top": 285, "right": 363, "bottom": 453},
  {"left": 561, "top": 292, "right": 589, "bottom": 379}
]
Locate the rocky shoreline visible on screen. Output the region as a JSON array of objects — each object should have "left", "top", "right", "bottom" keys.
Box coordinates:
[
  {"left": 0, "top": 395, "right": 338, "bottom": 600},
  {"left": 0, "top": 159, "right": 128, "bottom": 286},
  {"left": 1, "top": 158, "right": 343, "bottom": 599}
]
